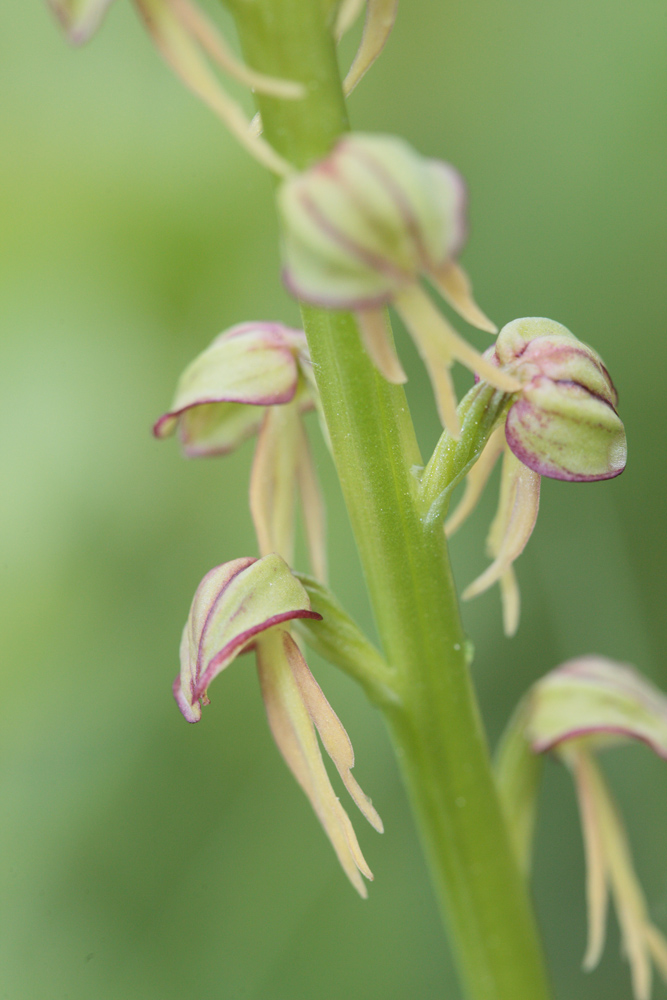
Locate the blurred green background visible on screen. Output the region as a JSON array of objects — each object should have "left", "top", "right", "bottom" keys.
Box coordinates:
[{"left": 1, "top": 2, "right": 665, "bottom": 997}]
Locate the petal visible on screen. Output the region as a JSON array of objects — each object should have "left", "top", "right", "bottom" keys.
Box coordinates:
[
  {"left": 495, "top": 318, "right": 618, "bottom": 409},
  {"left": 173, "top": 554, "right": 321, "bottom": 720},
  {"left": 334, "top": 0, "right": 365, "bottom": 38},
  {"left": 47, "top": 0, "right": 116, "bottom": 44},
  {"left": 154, "top": 322, "right": 303, "bottom": 455},
  {"left": 499, "top": 566, "right": 521, "bottom": 639},
  {"left": 257, "top": 630, "right": 375, "bottom": 896},
  {"left": 278, "top": 134, "right": 466, "bottom": 309},
  {"left": 165, "top": 0, "right": 305, "bottom": 98},
  {"left": 586, "top": 756, "right": 653, "bottom": 1000}
]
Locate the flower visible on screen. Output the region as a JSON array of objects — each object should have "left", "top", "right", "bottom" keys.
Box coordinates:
[
  {"left": 487, "top": 316, "right": 626, "bottom": 482},
  {"left": 154, "top": 322, "right": 326, "bottom": 580},
  {"left": 446, "top": 318, "right": 626, "bottom": 634},
  {"left": 498, "top": 657, "right": 667, "bottom": 1000},
  {"left": 175, "top": 554, "right": 383, "bottom": 896},
  {"left": 277, "top": 132, "right": 521, "bottom": 436}
]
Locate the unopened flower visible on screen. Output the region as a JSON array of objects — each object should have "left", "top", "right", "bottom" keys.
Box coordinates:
[
  {"left": 175, "top": 554, "right": 383, "bottom": 896},
  {"left": 447, "top": 318, "right": 626, "bottom": 633},
  {"left": 488, "top": 317, "right": 627, "bottom": 482},
  {"left": 498, "top": 657, "right": 667, "bottom": 1000},
  {"left": 277, "top": 132, "right": 521, "bottom": 436},
  {"left": 154, "top": 322, "right": 326, "bottom": 579}
]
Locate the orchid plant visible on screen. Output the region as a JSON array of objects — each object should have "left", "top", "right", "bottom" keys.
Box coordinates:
[{"left": 49, "top": 2, "right": 662, "bottom": 999}]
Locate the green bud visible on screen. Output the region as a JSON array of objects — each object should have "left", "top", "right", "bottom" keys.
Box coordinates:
[{"left": 489, "top": 318, "right": 626, "bottom": 481}]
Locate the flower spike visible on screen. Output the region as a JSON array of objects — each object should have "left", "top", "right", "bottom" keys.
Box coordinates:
[
  {"left": 497, "top": 657, "right": 667, "bottom": 1000},
  {"left": 278, "top": 132, "right": 517, "bottom": 438},
  {"left": 175, "top": 556, "right": 382, "bottom": 894}
]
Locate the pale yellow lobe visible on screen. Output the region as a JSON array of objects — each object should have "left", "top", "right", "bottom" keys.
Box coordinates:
[
  {"left": 257, "top": 630, "right": 378, "bottom": 896},
  {"left": 433, "top": 261, "right": 498, "bottom": 335},
  {"left": 463, "top": 448, "right": 540, "bottom": 627},
  {"left": 295, "top": 423, "right": 328, "bottom": 583},
  {"left": 355, "top": 308, "right": 408, "bottom": 386},
  {"left": 342, "top": 0, "right": 399, "bottom": 96},
  {"left": 445, "top": 426, "right": 505, "bottom": 537},
  {"left": 250, "top": 405, "right": 301, "bottom": 564},
  {"left": 133, "top": 0, "right": 292, "bottom": 175}
]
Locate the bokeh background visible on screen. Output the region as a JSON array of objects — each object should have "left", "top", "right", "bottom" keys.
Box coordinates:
[{"left": 2, "top": 2, "right": 666, "bottom": 997}]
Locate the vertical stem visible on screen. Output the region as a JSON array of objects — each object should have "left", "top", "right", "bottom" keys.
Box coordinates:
[{"left": 226, "top": 2, "right": 552, "bottom": 997}]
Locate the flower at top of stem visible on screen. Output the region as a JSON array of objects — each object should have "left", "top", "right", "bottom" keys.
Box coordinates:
[
  {"left": 154, "top": 322, "right": 327, "bottom": 580},
  {"left": 175, "top": 554, "right": 383, "bottom": 896},
  {"left": 497, "top": 657, "right": 667, "bottom": 1000},
  {"left": 447, "top": 318, "right": 626, "bottom": 634},
  {"left": 277, "top": 131, "right": 521, "bottom": 438}
]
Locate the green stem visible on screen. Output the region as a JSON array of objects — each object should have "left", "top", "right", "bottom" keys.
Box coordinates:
[{"left": 226, "top": 3, "right": 552, "bottom": 997}]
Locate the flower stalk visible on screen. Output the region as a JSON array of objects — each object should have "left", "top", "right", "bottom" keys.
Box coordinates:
[{"left": 225, "top": 1, "right": 552, "bottom": 997}]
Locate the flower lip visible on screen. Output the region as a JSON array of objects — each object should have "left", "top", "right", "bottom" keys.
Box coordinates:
[{"left": 193, "top": 607, "right": 322, "bottom": 701}]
